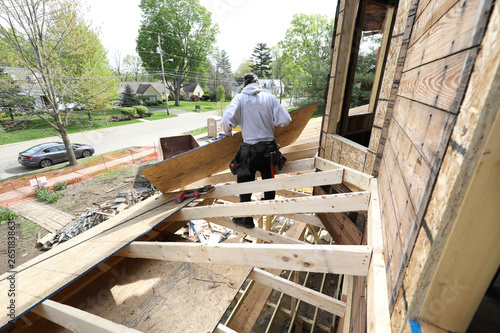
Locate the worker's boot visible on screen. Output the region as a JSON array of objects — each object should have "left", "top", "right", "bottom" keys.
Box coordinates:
[{"left": 232, "top": 217, "right": 254, "bottom": 229}]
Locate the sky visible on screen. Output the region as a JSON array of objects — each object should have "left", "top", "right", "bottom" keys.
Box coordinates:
[{"left": 84, "top": 0, "right": 337, "bottom": 71}]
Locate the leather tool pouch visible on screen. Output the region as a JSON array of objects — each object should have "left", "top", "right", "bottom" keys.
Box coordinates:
[{"left": 229, "top": 144, "right": 251, "bottom": 176}]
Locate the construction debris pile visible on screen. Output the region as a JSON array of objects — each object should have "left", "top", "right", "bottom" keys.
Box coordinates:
[{"left": 37, "top": 186, "right": 156, "bottom": 250}]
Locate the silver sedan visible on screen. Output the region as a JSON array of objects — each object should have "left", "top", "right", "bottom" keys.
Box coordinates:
[{"left": 18, "top": 142, "right": 95, "bottom": 168}]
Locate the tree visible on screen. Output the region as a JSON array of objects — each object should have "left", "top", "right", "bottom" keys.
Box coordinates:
[
  {"left": 235, "top": 59, "right": 254, "bottom": 78},
  {"left": 123, "top": 54, "right": 144, "bottom": 82},
  {"left": 350, "top": 35, "right": 381, "bottom": 108},
  {"left": 0, "top": 69, "right": 34, "bottom": 120},
  {"left": 0, "top": 0, "right": 118, "bottom": 166},
  {"left": 120, "top": 85, "right": 138, "bottom": 107},
  {"left": 216, "top": 84, "right": 225, "bottom": 116},
  {"left": 279, "top": 14, "right": 333, "bottom": 110},
  {"left": 137, "top": 0, "right": 218, "bottom": 106},
  {"left": 208, "top": 48, "right": 233, "bottom": 101},
  {"left": 250, "top": 43, "right": 272, "bottom": 79},
  {"left": 271, "top": 46, "right": 286, "bottom": 103}
]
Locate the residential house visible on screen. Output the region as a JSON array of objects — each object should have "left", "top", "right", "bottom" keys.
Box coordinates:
[
  {"left": 120, "top": 81, "right": 173, "bottom": 103},
  {"left": 259, "top": 79, "right": 285, "bottom": 96},
  {"left": 181, "top": 82, "right": 204, "bottom": 100},
  {"left": 2, "top": 67, "right": 46, "bottom": 111}
]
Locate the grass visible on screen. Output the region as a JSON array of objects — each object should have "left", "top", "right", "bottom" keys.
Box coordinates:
[
  {"left": 166, "top": 100, "right": 230, "bottom": 113},
  {"left": 0, "top": 207, "right": 19, "bottom": 224},
  {"left": 35, "top": 187, "right": 61, "bottom": 203}
]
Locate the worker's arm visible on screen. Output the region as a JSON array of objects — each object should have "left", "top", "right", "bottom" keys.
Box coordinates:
[
  {"left": 221, "top": 95, "right": 241, "bottom": 136},
  {"left": 272, "top": 98, "right": 292, "bottom": 128}
]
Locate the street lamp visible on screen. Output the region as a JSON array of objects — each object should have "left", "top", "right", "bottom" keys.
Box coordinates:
[{"left": 157, "top": 35, "right": 173, "bottom": 115}]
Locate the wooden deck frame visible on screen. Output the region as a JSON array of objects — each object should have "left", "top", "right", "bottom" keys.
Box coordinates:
[{"left": 117, "top": 242, "right": 372, "bottom": 276}]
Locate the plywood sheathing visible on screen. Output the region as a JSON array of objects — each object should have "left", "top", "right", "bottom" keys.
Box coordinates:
[{"left": 390, "top": 0, "right": 500, "bottom": 331}]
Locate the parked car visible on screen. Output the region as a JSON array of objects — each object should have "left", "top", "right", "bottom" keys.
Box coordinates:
[{"left": 18, "top": 142, "right": 95, "bottom": 168}]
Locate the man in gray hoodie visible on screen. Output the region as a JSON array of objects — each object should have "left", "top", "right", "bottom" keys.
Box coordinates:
[{"left": 221, "top": 73, "right": 291, "bottom": 229}]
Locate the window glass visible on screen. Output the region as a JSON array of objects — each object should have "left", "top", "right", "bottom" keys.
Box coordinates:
[
  {"left": 56, "top": 145, "right": 66, "bottom": 151},
  {"left": 43, "top": 147, "right": 59, "bottom": 153}
]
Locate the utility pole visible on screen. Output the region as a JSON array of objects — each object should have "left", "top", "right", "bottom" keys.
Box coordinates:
[{"left": 158, "top": 34, "right": 170, "bottom": 115}]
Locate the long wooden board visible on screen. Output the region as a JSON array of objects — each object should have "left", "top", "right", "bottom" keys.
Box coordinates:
[{"left": 140, "top": 103, "right": 319, "bottom": 193}]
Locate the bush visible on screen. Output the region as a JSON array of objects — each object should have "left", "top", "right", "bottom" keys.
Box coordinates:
[
  {"left": 54, "top": 181, "right": 68, "bottom": 191},
  {"left": 120, "top": 107, "right": 137, "bottom": 118},
  {"left": 190, "top": 94, "right": 200, "bottom": 101},
  {"left": 0, "top": 207, "right": 19, "bottom": 224},
  {"left": 134, "top": 105, "right": 148, "bottom": 117},
  {"left": 145, "top": 112, "right": 154, "bottom": 117},
  {"left": 201, "top": 94, "right": 211, "bottom": 101},
  {"left": 35, "top": 187, "right": 60, "bottom": 204},
  {"left": 111, "top": 114, "right": 124, "bottom": 121}
]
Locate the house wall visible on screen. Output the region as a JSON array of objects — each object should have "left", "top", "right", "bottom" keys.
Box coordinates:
[
  {"left": 143, "top": 86, "right": 162, "bottom": 102},
  {"left": 321, "top": 0, "right": 498, "bottom": 331}
]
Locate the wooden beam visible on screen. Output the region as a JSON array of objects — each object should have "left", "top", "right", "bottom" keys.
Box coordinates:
[
  {"left": 337, "top": 275, "right": 354, "bottom": 333},
  {"left": 249, "top": 268, "right": 346, "bottom": 317},
  {"left": 214, "top": 324, "right": 238, "bottom": 333},
  {"left": 201, "top": 169, "right": 343, "bottom": 199},
  {"left": 31, "top": 300, "right": 140, "bottom": 333},
  {"left": 283, "top": 147, "right": 318, "bottom": 161},
  {"left": 117, "top": 242, "right": 372, "bottom": 275},
  {"left": 281, "top": 213, "right": 325, "bottom": 228},
  {"left": 168, "top": 192, "right": 371, "bottom": 221},
  {"left": 207, "top": 217, "right": 305, "bottom": 245},
  {"left": 366, "top": 178, "right": 391, "bottom": 332},
  {"left": 315, "top": 156, "right": 372, "bottom": 190},
  {"left": 275, "top": 189, "right": 310, "bottom": 198},
  {"left": 186, "top": 158, "right": 316, "bottom": 189}
]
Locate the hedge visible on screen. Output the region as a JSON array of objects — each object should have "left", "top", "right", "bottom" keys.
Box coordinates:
[
  {"left": 120, "top": 107, "right": 137, "bottom": 117},
  {"left": 133, "top": 105, "right": 148, "bottom": 117}
]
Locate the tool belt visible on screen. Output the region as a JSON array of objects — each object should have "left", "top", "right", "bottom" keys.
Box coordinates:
[{"left": 229, "top": 140, "right": 287, "bottom": 176}]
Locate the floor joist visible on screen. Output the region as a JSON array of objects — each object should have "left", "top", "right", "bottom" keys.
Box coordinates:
[
  {"left": 116, "top": 242, "right": 372, "bottom": 275},
  {"left": 249, "top": 268, "right": 346, "bottom": 317},
  {"left": 168, "top": 192, "right": 371, "bottom": 221},
  {"left": 31, "top": 300, "right": 140, "bottom": 333}
]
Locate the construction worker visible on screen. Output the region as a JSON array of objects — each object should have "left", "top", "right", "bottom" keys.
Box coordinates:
[{"left": 221, "top": 73, "right": 291, "bottom": 229}]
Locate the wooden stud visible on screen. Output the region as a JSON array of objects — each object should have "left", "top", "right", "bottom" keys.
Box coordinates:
[
  {"left": 249, "top": 268, "right": 346, "bottom": 317},
  {"left": 315, "top": 156, "right": 372, "bottom": 190},
  {"left": 117, "top": 242, "right": 372, "bottom": 276},
  {"left": 31, "top": 300, "right": 141, "bottom": 333}
]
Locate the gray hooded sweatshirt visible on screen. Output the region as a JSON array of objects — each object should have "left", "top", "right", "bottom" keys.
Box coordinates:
[{"left": 221, "top": 83, "right": 291, "bottom": 144}]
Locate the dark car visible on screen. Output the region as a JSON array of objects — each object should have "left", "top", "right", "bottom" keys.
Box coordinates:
[{"left": 18, "top": 142, "right": 95, "bottom": 168}]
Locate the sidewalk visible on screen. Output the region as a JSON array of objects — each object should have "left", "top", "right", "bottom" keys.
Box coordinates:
[{"left": 0, "top": 148, "right": 155, "bottom": 207}]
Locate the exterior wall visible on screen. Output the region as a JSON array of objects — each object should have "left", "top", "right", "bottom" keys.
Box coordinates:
[{"left": 143, "top": 86, "right": 162, "bottom": 102}]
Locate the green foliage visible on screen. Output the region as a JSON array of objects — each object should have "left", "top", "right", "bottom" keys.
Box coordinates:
[
  {"left": 120, "top": 84, "right": 138, "bottom": 107},
  {"left": 54, "top": 181, "right": 68, "bottom": 191},
  {"left": 0, "top": 69, "right": 35, "bottom": 119},
  {"left": 35, "top": 187, "right": 60, "bottom": 204},
  {"left": 279, "top": 14, "right": 334, "bottom": 111},
  {"left": 250, "top": 43, "right": 272, "bottom": 79},
  {"left": 133, "top": 105, "right": 148, "bottom": 117},
  {"left": 120, "top": 107, "right": 137, "bottom": 117},
  {"left": 0, "top": 207, "right": 19, "bottom": 224},
  {"left": 137, "top": 0, "right": 218, "bottom": 105},
  {"left": 350, "top": 36, "right": 380, "bottom": 108}
]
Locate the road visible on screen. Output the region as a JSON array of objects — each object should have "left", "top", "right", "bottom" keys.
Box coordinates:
[{"left": 0, "top": 109, "right": 219, "bottom": 181}]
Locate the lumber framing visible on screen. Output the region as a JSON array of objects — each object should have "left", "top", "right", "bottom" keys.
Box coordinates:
[
  {"left": 168, "top": 192, "right": 371, "bottom": 221},
  {"left": 200, "top": 169, "right": 343, "bottom": 199},
  {"left": 117, "top": 242, "right": 372, "bottom": 276},
  {"left": 315, "top": 156, "right": 372, "bottom": 190},
  {"left": 31, "top": 300, "right": 140, "bottom": 333},
  {"left": 249, "top": 268, "right": 346, "bottom": 317}
]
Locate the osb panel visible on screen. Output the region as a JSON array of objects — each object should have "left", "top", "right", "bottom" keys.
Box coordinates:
[
  {"left": 331, "top": 136, "right": 342, "bottom": 163},
  {"left": 323, "top": 133, "right": 334, "bottom": 160},
  {"left": 339, "top": 141, "right": 368, "bottom": 172},
  {"left": 364, "top": 151, "right": 376, "bottom": 176},
  {"left": 394, "top": 0, "right": 415, "bottom": 35},
  {"left": 368, "top": 126, "right": 382, "bottom": 153},
  {"left": 379, "top": 36, "right": 403, "bottom": 100},
  {"left": 373, "top": 100, "right": 388, "bottom": 128}
]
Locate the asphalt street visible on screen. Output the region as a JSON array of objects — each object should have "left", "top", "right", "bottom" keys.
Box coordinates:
[{"left": 0, "top": 109, "right": 219, "bottom": 181}]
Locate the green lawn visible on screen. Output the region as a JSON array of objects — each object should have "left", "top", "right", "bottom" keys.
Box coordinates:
[
  {"left": 0, "top": 108, "right": 177, "bottom": 146},
  {"left": 154, "top": 100, "right": 230, "bottom": 113}
]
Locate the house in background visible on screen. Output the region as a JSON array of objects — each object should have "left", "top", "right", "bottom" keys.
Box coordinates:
[
  {"left": 259, "top": 79, "right": 285, "bottom": 96},
  {"left": 119, "top": 81, "right": 172, "bottom": 103},
  {"left": 181, "top": 82, "right": 204, "bottom": 100}
]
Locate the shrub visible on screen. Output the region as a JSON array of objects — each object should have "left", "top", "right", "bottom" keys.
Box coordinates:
[
  {"left": 35, "top": 187, "right": 60, "bottom": 204},
  {"left": 120, "top": 107, "right": 137, "bottom": 118},
  {"left": 54, "top": 181, "right": 68, "bottom": 191},
  {"left": 111, "top": 114, "right": 124, "bottom": 121},
  {"left": 0, "top": 207, "right": 19, "bottom": 224},
  {"left": 134, "top": 105, "right": 148, "bottom": 117},
  {"left": 201, "top": 94, "right": 211, "bottom": 101},
  {"left": 145, "top": 112, "right": 154, "bottom": 117},
  {"left": 190, "top": 94, "right": 200, "bottom": 101}
]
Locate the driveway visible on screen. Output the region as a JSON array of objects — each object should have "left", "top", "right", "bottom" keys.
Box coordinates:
[{"left": 0, "top": 109, "right": 219, "bottom": 181}]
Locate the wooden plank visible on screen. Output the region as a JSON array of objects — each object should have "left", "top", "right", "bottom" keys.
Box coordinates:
[
  {"left": 280, "top": 213, "right": 324, "bottom": 228},
  {"left": 337, "top": 275, "right": 354, "bottom": 333},
  {"left": 249, "top": 268, "right": 346, "bottom": 317},
  {"left": 167, "top": 192, "right": 371, "bottom": 221},
  {"left": 315, "top": 156, "right": 372, "bottom": 190},
  {"left": 398, "top": 50, "right": 469, "bottom": 112},
  {"left": 391, "top": 96, "right": 454, "bottom": 172},
  {"left": 405, "top": 0, "right": 490, "bottom": 72},
  {"left": 227, "top": 221, "right": 307, "bottom": 332},
  {"left": 366, "top": 179, "right": 391, "bottom": 332},
  {"left": 118, "top": 242, "right": 372, "bottom": 276},
  {"left": 30, "top": 300, "right": 141, "bottom": 333},
  {"left": 0, "top": 192, "right": 198, "bottom": 328},
  {"left": 207, "top": 217, "right": 305, "bottom": 245},
  {"left": 214, "top": 324, "right": 238, "bottom": 333},
  {"left": 200, "top": 169, "right": 343, "bottom": 199},
  {"left": 140, "top": 103, "right": 319, "bottom": 193}
]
